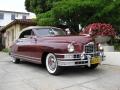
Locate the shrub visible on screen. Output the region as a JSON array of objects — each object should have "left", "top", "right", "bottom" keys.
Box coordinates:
[
  {"left": 2, "top": 48, "right": 10, "bottom": 53},
  {"left": 82, "top": 23, "right": 116, "bottom": 37},
  {"left": 112, "top": 38, "right": 120, "bottom": 51}
]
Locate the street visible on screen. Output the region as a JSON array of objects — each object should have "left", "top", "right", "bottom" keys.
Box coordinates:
[{"left": 0, "top": 52, "right": 120, "bottom": 90}]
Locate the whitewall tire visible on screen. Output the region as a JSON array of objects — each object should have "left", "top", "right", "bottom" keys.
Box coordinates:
[{"left": 46, "top": 53, "right": 61, "bottom": 75}]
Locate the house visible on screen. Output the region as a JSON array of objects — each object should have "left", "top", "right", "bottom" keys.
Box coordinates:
[
  {"left": 0, "top": 10, "right": 30, "bottom": 27},
  {"left": 0, "top": 10, "right": 35, "bottom": 50},
  {"left": 0, "top": 19, "right": 36, "bottom": 48}
]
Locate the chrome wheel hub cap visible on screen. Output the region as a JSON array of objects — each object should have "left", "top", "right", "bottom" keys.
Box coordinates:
[{"left": 48, "top": 56, "right": 57, "bottom": 71}]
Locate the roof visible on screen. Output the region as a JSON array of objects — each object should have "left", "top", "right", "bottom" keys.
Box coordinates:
[
  {"left": 0, "top": 10, "right": 29, "bottom": 15},
  {"left": 22, "top": 26, "right": 62, "bottom": 31},
  {"left": 0, "top": 19, "right": 37, "bottom": 32},
  {"left": 20, "top": 26, "right": 62, "bottom": 35}
]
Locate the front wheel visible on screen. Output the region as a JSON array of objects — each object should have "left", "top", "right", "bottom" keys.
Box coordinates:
[
  {"left": 86, "top": 64, "right": 99, "bottom": 69},
  {"left": 46, "top": 53, "right": 61, "bottom": 75}
]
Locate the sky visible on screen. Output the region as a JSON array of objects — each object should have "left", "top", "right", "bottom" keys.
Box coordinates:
[{"left": 0, "top": 0, "right": 36, "bottom": 18}]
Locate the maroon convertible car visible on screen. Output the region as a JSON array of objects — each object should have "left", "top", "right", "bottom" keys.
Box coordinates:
[{"left": 10, "top": 26, "right": 104, "bottom": 75}]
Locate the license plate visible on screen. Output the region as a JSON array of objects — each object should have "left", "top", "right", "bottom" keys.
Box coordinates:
[{"left": 91, "top": 57, "right": 100, "bottom": 64}]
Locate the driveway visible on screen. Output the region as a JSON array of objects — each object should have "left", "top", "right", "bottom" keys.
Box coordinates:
[{"left": 0, "top": 52, "right": 120, "bottom": 90}]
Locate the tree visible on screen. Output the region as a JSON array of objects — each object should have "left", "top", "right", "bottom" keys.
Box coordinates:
[
  {"left": 25, "top": 0, "right": 61, "bottom": 14},
  {"left": 25, "top": 0, "right": 120, "bottom": 33}
]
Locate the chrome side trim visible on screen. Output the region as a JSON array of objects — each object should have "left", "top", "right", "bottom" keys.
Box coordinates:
[
  {"left": 18, "top": 56, "right": 41, "bottom": 63},
  {"left": 11, "top": 53, "right": 41, "bottom": 60}
]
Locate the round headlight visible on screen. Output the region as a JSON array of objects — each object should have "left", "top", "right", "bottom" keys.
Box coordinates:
[{"left": 67, "top": 43, "right": 75, "bottom": 52}]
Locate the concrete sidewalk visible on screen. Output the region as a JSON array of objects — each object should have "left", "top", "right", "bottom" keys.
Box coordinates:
[{"left": 0, "top": 52, "right": 120, "bottom": 90}]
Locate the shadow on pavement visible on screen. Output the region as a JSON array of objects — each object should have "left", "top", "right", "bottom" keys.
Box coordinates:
[{"left": 10, "top": 60, "right": 105, "bottom": 76}]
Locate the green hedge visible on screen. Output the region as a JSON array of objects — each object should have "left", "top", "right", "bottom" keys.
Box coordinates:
[
  {"left": 2, "top": 48, "right": 10, "bottom": 53},
  {"left": 112, "top": 38, "right": 120, "bottom": 51},
  {"left": 107, "top": 38, "right": 120, "bottom": 51}
]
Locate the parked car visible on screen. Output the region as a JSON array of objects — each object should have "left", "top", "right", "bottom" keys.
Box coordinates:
[{"left": 10, "top": 26, "right": 105, "bottom": 75}]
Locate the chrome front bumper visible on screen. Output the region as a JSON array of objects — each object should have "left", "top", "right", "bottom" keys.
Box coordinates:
[{"left": 55, "top": 53, "right": 104, "bottom": 67}]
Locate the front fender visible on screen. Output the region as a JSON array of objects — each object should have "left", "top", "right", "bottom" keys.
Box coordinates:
[{"left": 39, "top": 42, "right": 83, "bottom": 54}]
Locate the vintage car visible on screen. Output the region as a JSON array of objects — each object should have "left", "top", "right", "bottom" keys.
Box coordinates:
[{"left": 10, "top": 26, "right": 104, "bottom": 75}]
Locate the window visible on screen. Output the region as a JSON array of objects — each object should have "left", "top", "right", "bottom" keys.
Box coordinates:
[
  {"left": 52, "top": 28, "right": 66, "bottom": 36},
  {"left": 0, "top": 13, "right": 4, "bottom": 19},
  {"left": 11, "top": 14, "right": 15, "bottom": 20},
  {"left": 19, "top": 29, "right": 34, "bottom": 38},
  {"left": 22, "top": 15, "right": 26, "bottom": 19},
  {"left": 34, "top": 28, "right": 51, "bottom": 36}
]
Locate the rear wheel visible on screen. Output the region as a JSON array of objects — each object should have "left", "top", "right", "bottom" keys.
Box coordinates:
[
  {"left": 46, "top": 53, "right": 61, "bottom": 75},
  {"left": 86, "top": 64, "right": 99, "bottom": 69},
  {"left": 12, "top": 58, "right": 20, "bottom": 64}
]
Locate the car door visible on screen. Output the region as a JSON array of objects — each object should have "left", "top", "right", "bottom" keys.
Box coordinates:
[
  {"left": 15, "top": 29, "right": 32, "bottom": 57},
  {"left": 15, "top": 29, "right": 42, "bottom": 63}
]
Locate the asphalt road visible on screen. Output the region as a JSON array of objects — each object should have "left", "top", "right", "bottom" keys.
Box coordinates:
[{"left": 0, "top": 52, "right": 120, "bottom": 90}]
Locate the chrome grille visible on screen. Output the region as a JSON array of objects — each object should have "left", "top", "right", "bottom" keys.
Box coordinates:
[{"left": 85, "top": 43, "right": 94, "bottom": 53}]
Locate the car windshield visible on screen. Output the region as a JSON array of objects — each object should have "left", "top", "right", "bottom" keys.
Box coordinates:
[{"left": 34, "top": 28, "right": 66, "bottom": 36}]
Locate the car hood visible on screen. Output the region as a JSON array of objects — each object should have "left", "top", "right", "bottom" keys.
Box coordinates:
[{"left": 38, "top": 35, "right": 93, "bottom": 45}]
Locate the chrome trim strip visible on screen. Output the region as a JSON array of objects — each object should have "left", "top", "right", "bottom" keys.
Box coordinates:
[
  {"left": 11, "top": 53, "right": 41, "bottom": 60},
  {"left": 55, "top": 52, "right": 99, "bottom": 56},
  {"left": 56, "top": 53, "right": 82, "bottom": 60},
  {"left": 57, "top": 59, "right": 88, "bottom": 61},
  {"left": 17, "top": 56, "right": 41, "bottom": 63},
  {"left": 55, "top": 52, "right": 99, "bottom": 60},
  {"left": 57, "top": 58, "right": 81, "bottom": 60},
  {"left": 57, "top": 60, "right": 88, "bottom": 66},
  {"left": 55, "top": 53, "right": 82, "bottom": 55}
]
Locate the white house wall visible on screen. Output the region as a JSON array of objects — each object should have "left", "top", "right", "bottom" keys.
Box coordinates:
[
  {"left": 4, "top": 24, "right": 20, "bottom": 48},
  {"left": 0, "top": 12, "right": 30, "bottom": 26},
  {"left": 102, "top": 52, "right": 120, "bottom": 66}
]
